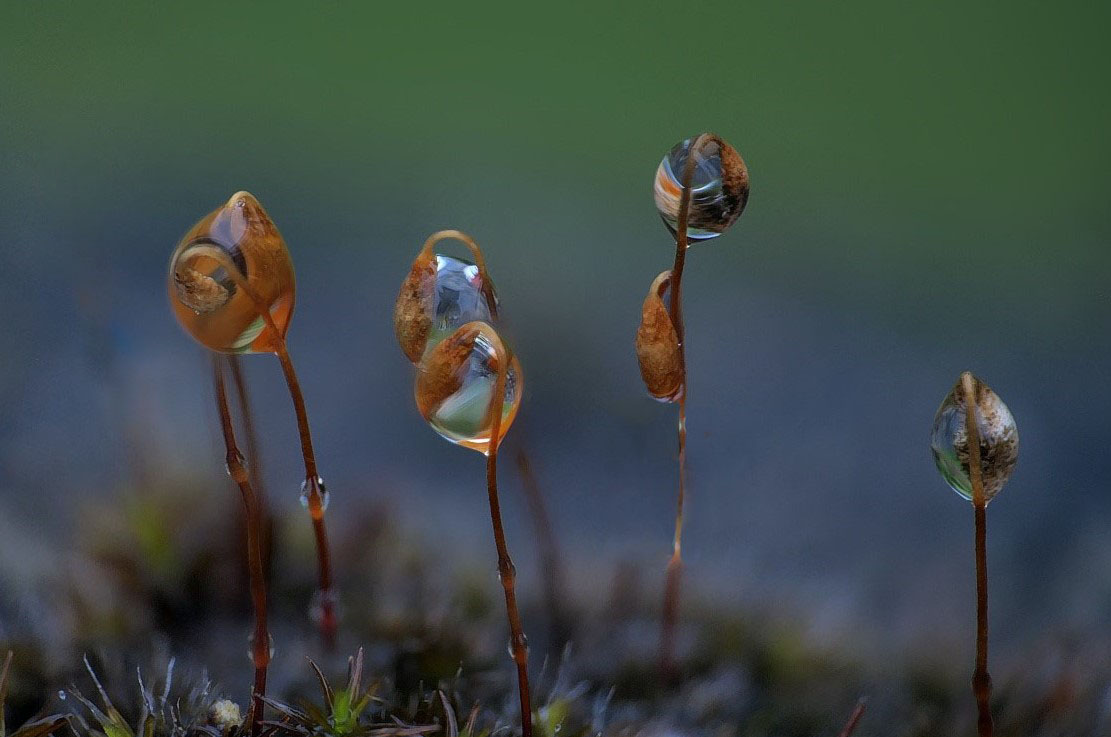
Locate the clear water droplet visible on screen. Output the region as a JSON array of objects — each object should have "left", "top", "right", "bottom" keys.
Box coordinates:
[
  {"left": 427, "top": 254, "right": 497, "bottom": 349},
  {"left": 247, "top": 631, "right": 275, "bottom": 661},
  {"left": 57, "top": 690, "right": 67, "bottom": 701},
  {"left": 930, "top": 375, "right": 1019, "bottom": 504},
  {"left": 416, "top": 323, "right": 522, "bottom": 453},
  {"left": 224, "top": 449, "right": 246, "bottom": 476},
  {"left": 507, "top": 633, "right": 529, "bottom": 659},
  {"left": 496, "top": 560, "right": 516, "bottom": 583},
  {"left": 309, "top": 588, "right": 340, "bottom": 626},
  {"left": 653, "top": 136, "right": 747, "bottom": 241},
  {"left": 299, "top": 476, "right": 329, "bottom": 511},
  {"left": 168, "top": 191, "right": 295, "bottom": 354}
]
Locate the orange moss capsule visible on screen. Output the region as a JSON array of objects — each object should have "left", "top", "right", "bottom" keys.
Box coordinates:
[{"left": 635, "top": 270, "right": 683, "bottom": 402}]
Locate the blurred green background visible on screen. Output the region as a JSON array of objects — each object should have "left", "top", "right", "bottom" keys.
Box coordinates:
[{"left": 1, "top": 0, "right": 1109, "bottom": 672}]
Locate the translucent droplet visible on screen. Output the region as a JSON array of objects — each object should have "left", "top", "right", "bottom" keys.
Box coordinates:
[
  {"left": 427, "top": 254, "right": 497, "bottom": 348},
  {"left": 653, "top": 135, "right": 748, "bottom": 241},
  {"left": 930, "top": 374, "right": 1019, "bottom": 504},
  {"left": 168, "top": 191, "right": 295, "bottom": 354},
  {"left": 309, "top": 588, "right": 340, "bottom": 626},
  {"left": 247, "top": 631, "right": 275, "bottom": 661},
  {"left": 496, "top": 560, "right": 516, "bottom": 582},
  {"left": 415, "top": 322, "right": 523, "bottom": 453},
  {"left": 507, "top": 633, "right": 529, "bottom": 659},
  {"left": 57, "top": 690, "right": 67, "bottom": 701},
  {"left": 299, "top": 476, "right": 329, "bottom": 511},
  {"left": 224, "top": 449, "right": 246, "bottom": 476}
]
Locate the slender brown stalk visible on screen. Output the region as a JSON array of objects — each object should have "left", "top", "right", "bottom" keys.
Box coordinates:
[
  {"left": 658, "top": 134, "right": 706, "bottom": 677},
  {"left": 201, "top": 248, "right": 338, "bottom": 647},
  {"left": 486, "top": 336, "right": 532, "bottom": 737},
  {"left": 213, "top": 358, "right": 269, "bottom": 737},
  {"left": 962, "top": 372, "right": 993, "bottom": 737},
  {"left": 274, "top": 342, "right": 337, "bottom": 649},
  {"left": 836, "top": 699, "right": 867, "bottom": 737},
  {"left": 515, "top": 447, "right": 571, "bottom": 648},
  {"left": 228, "top": 356, "right": 273, "bottom": 575}
]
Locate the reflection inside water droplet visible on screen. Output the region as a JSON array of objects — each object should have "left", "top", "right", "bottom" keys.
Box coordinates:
[
  {"left": 653, "top": 136, "right": 745, "bottom": 241},
  {"left": 416, "top": 325, "right": 522, "bottom": 453},
  {"left": 930, "top": 376, "right": 1019, "bottom": 503},
  {"left": 427, "top": 254, "right": 497, "bottom": 349},
  {"left": 167, "top": 192, "right": 295, "bottom": 354}
]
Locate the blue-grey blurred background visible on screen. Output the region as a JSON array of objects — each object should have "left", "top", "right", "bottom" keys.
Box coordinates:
[{"left": 1, "top": 1, "right": 1109, "bottom": 670}]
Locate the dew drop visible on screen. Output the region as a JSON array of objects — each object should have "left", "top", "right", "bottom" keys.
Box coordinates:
[
  {"left": 167, "top": 191, "right": 295, "bottom": 354},
  {"left": 57, "top": 690, "right": 67, "bottom": 701},
  {"left": 299, "top": 476, "right": 329, "bottom": 511},
  {"left": 653, "top": 135, "right": 748, "bottom": 242},
  {"left": 224, "top": 449, "right": 246, "bottom": 476},
  {"left": 507, "top": 633, "right": 529, "bottom": 659},
  {"left": 415, "top": 323, "right": 522, "bottom": 453},
  {"left": 427, "top": 255, "right": 497, "bottom": 349},
  {"left": 247, "top": 632, "right": 275, "bottom": 661},
  {"left": 930, "top": 374, "right": 1019, "bottom": 504},
  {"left": 309, "top": 588, "right": 340, "bottom": 626}
]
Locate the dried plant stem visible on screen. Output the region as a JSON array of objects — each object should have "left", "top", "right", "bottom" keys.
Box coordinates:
[
  {"left": 837, "top": 699, "right": 867, "bottom": 737},
  {"left": 274, "top": 342, "right": 337, "bottom": 649},
  {"left": 658, "top": 133, "right": 706, "bottom": 678},
  {"left": 213, "top": 358, "right": 269, "bottom": 737},
  {"left": 962, "top": 372, "right": 993, "bottom": 737},
  {"left": 486, "top": 337, "right": 532, "bottom": 737},
  {"left": 516, "top": 447, "right": 571, "bottom": 648}
]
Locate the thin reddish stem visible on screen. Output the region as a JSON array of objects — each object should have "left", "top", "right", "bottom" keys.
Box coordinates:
[
  {"left": 962, "top": 372, "right": 993, "bottom": 737},
  {"left": 202, "top": 248, "right": 338, "bottom": 648},
  {"left": 837, "top": 699, "right": 867, "bottom": 737},
  {"left": 228, "top": 356, "right": 273, "bottom": 576},
  {"left": 658, "top": 134, "right": 707, "bottom": 677},
  {"left": 516, "top": 447, "right": 571, "bottom": 648},
  {"left": 274, "top": 342, "right": 337, "bottom": 649},
  {"left": 486, "top": 335, "right": 532, "bottom": 737},
  {"left": 213, "top": 358, "right": 269, "bottom": 737}
]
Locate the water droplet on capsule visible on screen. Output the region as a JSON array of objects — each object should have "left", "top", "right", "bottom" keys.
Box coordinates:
[
  {"left": 247, "top": 632, "right": 275, "bottom": 661},
  {"left": 167, "top": 191, "right": 295, "bottom": 354},
  {"left": 930, "top": 374, "right": 1019, "bottom": 504},
  {"left": 653, "top": 135, "right": 749, "bottom": 241},
  {"left": 299, "top": 476, "right": 329, "bottom": 511},
  {"left": 427, "top": 255, "right": 497, "bottom": 348},
  {"left": 415, "top": 322, "right": 522, "bottom": 453}
]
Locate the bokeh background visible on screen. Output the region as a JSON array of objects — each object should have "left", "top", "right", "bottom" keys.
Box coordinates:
[{"left": 2, "top": 0, "right": 1109, "bottom": 703}]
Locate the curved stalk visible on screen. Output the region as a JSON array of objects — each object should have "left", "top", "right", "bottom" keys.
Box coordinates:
[
  {"left": 420, "top": 229, "right": 499, "bottom": 319},
  {"left": 962, "top": 372, "right": 993, "bottom": 737},
  {"left": 516, "top": 447, "right": 571, "bottom": 649},
  {"left": 658, "top": 133, "right": 710, "bottom": 677},
  {"left": 197, "top": 249, "right": 337, "bottom": 648},
  {"left": 228, "top": 356, "right": 273, "bottom": 577},
  {"left": 213, "top": 358, "right": 269, "bottom": 736},
  {"left": 484, "top": 331, "right": 532, "bottom": 737}
]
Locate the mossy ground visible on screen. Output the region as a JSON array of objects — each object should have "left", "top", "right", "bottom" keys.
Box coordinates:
[{"left": 2, "top": 482, "right": 1108, "bottom": 736}]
